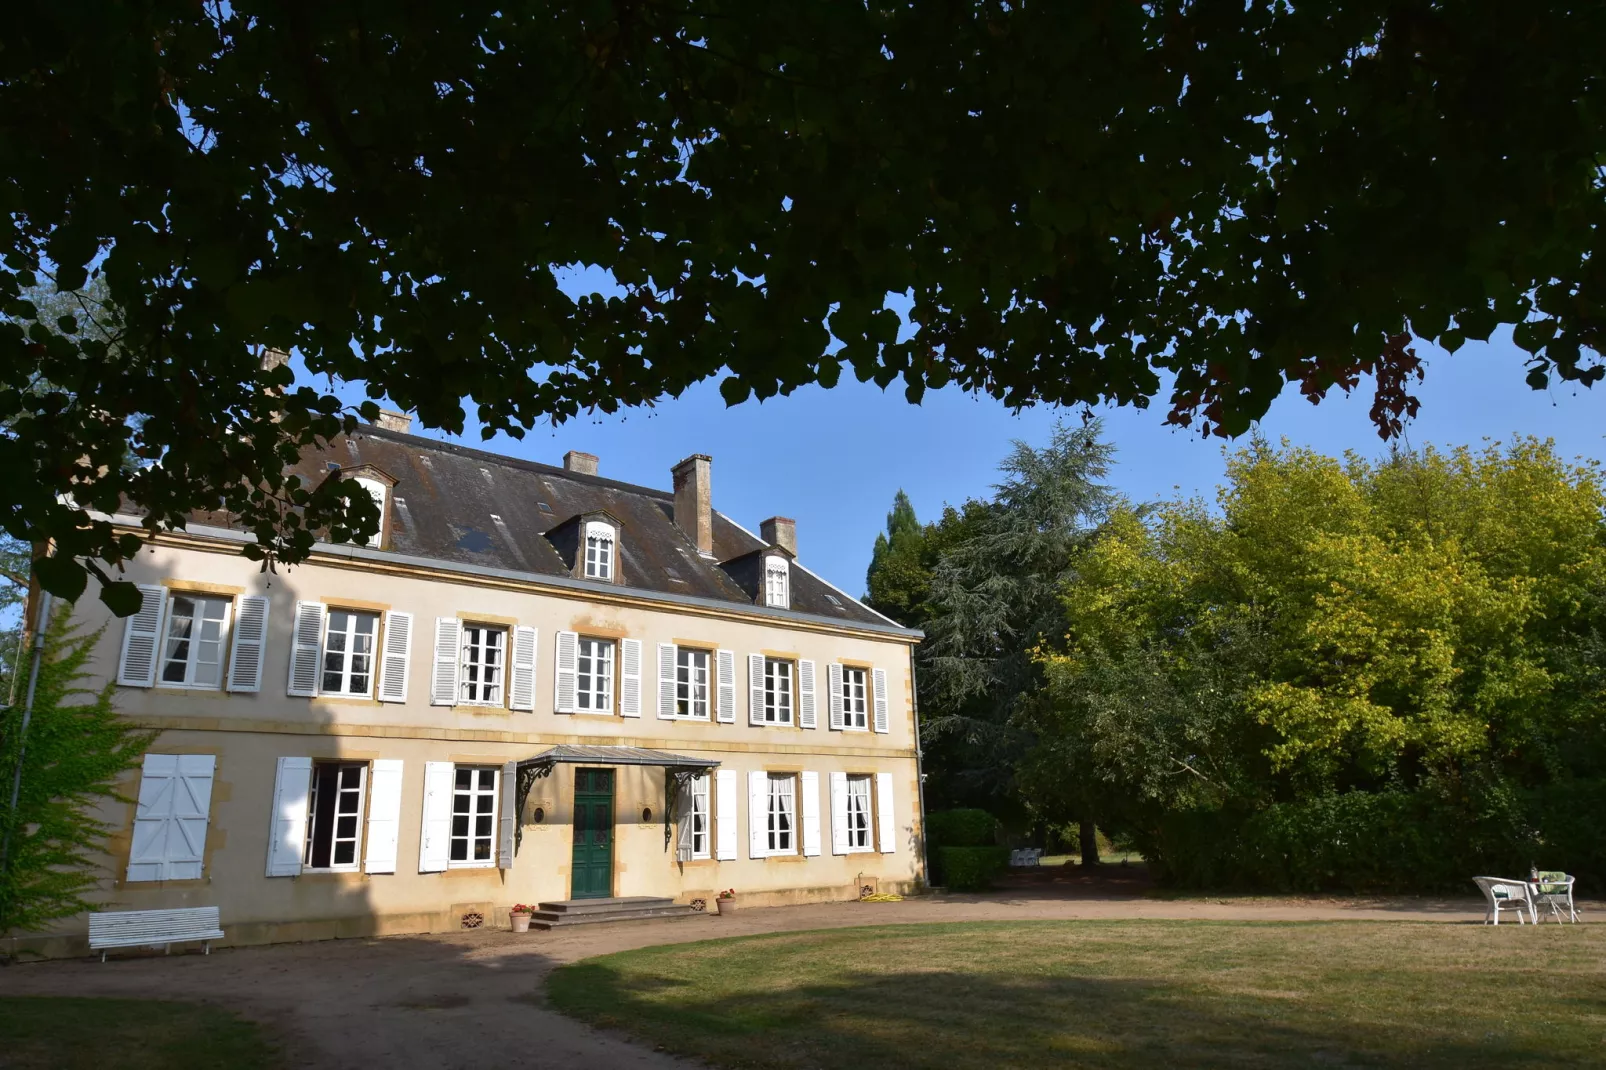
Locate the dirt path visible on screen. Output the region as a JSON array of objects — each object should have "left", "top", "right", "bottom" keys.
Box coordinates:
[{"left": 1, "top": 890, "right": 1588, "bottom": 1069}]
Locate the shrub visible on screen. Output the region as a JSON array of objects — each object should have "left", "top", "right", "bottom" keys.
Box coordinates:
[
  {"left": 938, "top": 847, "right": 1011, "bottom": 891},
  {"left": 926, "top": 809, "right": 998, "bottom": 848}
]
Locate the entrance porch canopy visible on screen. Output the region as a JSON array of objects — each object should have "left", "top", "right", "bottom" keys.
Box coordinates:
[{"left": 513, "top": 745, "right": 720, "bottom": 853}]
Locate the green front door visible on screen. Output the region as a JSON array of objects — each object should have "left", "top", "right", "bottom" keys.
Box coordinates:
[{"left": 570, "top": 768, "right": 615, "bottom": 899}]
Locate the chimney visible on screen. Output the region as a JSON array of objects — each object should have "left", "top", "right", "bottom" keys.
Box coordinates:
[
  {"left": 761, "top": 516, "right": 796, "bottom": 557},
  {"left": 373, "top": 409, "right": 413, "bottom": 434},
  {"left": 563, "top": 450, "right": 599, "bottom": 477},
  {"left": 671, "top": 454, "right": 713, "bottom": 554}
]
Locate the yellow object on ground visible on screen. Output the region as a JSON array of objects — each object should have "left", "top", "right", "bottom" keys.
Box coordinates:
[{"left": 859, "top": 893, "right": 905, "bottom": 902}]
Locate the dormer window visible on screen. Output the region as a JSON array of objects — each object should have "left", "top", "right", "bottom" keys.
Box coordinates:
[
  {"left": 584, "top": 521, "right": 616, "bottom": 580},
  {"left": 764, "top": 556, "right": 790, "bottom": 609}
]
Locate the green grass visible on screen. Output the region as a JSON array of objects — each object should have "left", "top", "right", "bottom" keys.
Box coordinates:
[
  {"left": 548, "top": 920, "right": 1606, "bottom": 1069},
  {"left": 0, "top": 997, "right": 276, "bottom": 1069}
]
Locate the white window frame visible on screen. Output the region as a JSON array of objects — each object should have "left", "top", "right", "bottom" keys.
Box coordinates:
[
  {"left": 764, "top": 556, "right": 790, "bottom": 608},
  {"left": 459, "top": 623, "right": 507, "bottom": 706},
  {"left": 675, "top": 647, "right": 711, "bottom": 720},
  {"left": 584, "top": 521, "right": 616, "bottom": 580},
  {"left": 762, "top": 658, "right": 794, "bottom": 725},
  {"left": 766, "top": 773, "right": 797, "bottom": 855},
  {"left": 845, "top": 773, "right": 875, "bottom": 853},
  {"left": 320, "top": 609, "right": 379, "bottom": 698},
  {"left": 449, "top": 765, "right": 500, "bottom": 868},
  {"left": 576, "top": 636, "right": 616, "bottom": 714},
  {"left": 690, "top": 774, "right": 711, "bottom": 860},
  {"left": 302, "top": 761, "right": 369, "bottom": 872},
  {"left": 842, "top": 666, "right": 869, "bottom": 731},
  {"left": 157, "top": 592, "right": 232, "bottom": 691}
]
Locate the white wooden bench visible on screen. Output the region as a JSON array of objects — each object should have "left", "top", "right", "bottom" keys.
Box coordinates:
[{"left": 88, "top": 907, "right": 225, "bottom": 961}]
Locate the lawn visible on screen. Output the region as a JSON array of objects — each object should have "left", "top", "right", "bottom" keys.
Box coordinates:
[
  {"left": 548, "top": 920, "right": 1606, "bottom": 1069},
  {"left": 0, "top": 997, "right": 276, "bottom": 1069}
]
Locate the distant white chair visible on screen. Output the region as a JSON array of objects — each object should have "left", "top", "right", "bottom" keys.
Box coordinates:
[
  {"left": 1530, "top": 871, "right": 1580, "bottom": 923},
  {"left": 1473, "top": 876, "right": 1536, "bottom": 925},
  {"left": 1008, "top": 848, "right": 1044, "bottom": 868}
]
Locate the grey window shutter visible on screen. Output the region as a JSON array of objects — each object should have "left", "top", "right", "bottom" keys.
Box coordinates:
[
  {"left": 797, "top": 659, "right": 817, "bottom": 729},
  {"left": 801, "top": 770, "right": 822, "bottom": 857},
  {"left": 656, "top": 642, "right": 676, "bottom": 719},
  {"left": 226, "top": 595, "right": 270, "bottom": 692},
  {"left": 716, "top": 649, "right": 736, "bottom": 723},
  {"left": 828, "top": 663, "right": 845, "bottom": 730},
  {"left": 419, "top": 762, "right": 454, "bottom": 872},
  {"left": 509, "top": 626, "right": 538, "bottom": 711},
  {"left": 363, "top": 759, "right": 404, "bottom": 874},
  {"left": 554, "top": 630, "right": 579, "bottom": 713},
  {"left": 431, "top": 617, "right": 462, "bottom": 706},
  {"left": 286, "top": 601, "right": 324, "bottom": 697},
  {"left": 378, "top": 611, "right": 413, "bottom": 703},
  {"left": 747, "top": 654, "right": 766, "bottom": 725},
  {"left": 498, "top": 761, "right": 517, "bottom": 869},
  {"left": 619, "top": 638, "right": 643, "bottom": 717},
  {"left": 715, "top": 769, "right": 739, "bottom": 860},
  {"left": 876, "top": 772, "right": 897, "bottom": 853},
  {"left": 872, "top": 667, "right": 890, "bottom": 733},
  {"left": 829, "top": 771, "right": 850, "bottom": 855},
  {"left": 748, "top": 770, "right": 769, "bottom": 859},
  {"left": 117, "top": 584, "right": 168, "bottom": 687},
  {"left": 266, "top": 756, "right": 312, "bottom": 877}
]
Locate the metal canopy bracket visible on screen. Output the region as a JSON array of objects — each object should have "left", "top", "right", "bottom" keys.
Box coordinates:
[{"left": 510, "top": 745, "right": 719, "bottom": 856}]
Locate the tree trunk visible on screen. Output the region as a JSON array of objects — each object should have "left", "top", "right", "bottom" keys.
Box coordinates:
[{"left": 1078, "top": 815, "right": 1100, "bottom": 867}]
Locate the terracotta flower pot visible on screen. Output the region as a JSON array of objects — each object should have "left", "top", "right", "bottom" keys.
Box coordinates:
[
  {"left": 510, "top": 912, "right": 532, "bottom": 933},
  {"left": 715, "top": 898, "right": 739, "bottom": 916}
]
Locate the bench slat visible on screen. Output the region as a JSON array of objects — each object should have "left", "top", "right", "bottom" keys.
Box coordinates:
[{"left": 89, "top": 907, "right": 224, "bottom": 952}]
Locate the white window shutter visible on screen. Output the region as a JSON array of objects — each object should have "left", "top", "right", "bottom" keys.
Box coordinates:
[
  {"left": 872, "top": 667, "right": 890, "bottom": 734},
  {"left": 419, "top": 761, "right": 454, "bottom": 872},
  {"left": 656, "top": 642, "right": 676, "bottom": 719},
  {"left": 798, "top": 660, "right": 817, "bottom": 729},
  {"left": 363, "top": 759, "right": 404, "bottom": 874},
  {"left": 715, "top": 769, "right": 738, "bottom": 861},
  {"left": 226, "top": 595, "right": 270, "bottom": 692},
  {"left": 498, "top": 760, "right": 517, "bottom": 869},
  {"left": 431, "top": 618, "right": 462, "bottom": 706},
  {"left": 619, "top": 638, "right": 643, "bottom": 717},
  {"left": 265, "top": 756, "right": 312, "bottom": 877},
  {"left": 716, "top": 649, "right": 736, "bottom": 723},
  {"left": 747, "top": 653, "right": 766, "bottom": 726},
  {"left": 675, "top": 783, "right": 695, "bottom": 862},
  {"left": 127, "top": 753, "right": 176, "bottom": 882},
  {"left": 509, "top": 626, "right": 538, "bottom": 711},
  {"left": 127, "top": 753, "right": 214, "bottom": 882},
  {"left": 801, "top": 770, "right": 822, "bottom": 857},
  {"left": 116, "top": 584, "right": 167, "bottom": 688},
  {"left": 876, "top": 772, "right": 897, "bottom": 853},
  {"left": 748, "top": 770, "right": 769, "bottom": 859},
  {"left": 829, "top": 771, "right": 850, "bottom": 855},
  {"left": 286, "top": 601, "right": 324, "bottom": 697},
  {"left": 554, "top": 630, "right": 579, "bottom": 713},
  {"left": 378, "top": 611, "right": 413, "bottom": 703},
  {"left": 828, "top": 663, "right": 845, "bottom": 730}
]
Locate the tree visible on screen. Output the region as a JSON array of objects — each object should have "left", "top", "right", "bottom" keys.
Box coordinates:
[
  {"left": 6, "top": 3, "right": 1604, "bottom": 613},
  {"left": 865, "top": 491, "right": 930, "bottom": 626}
]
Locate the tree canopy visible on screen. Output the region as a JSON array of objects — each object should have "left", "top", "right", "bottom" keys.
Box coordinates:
[{"left": 5, "top": 2, "right": 1604, "bottom": 610}]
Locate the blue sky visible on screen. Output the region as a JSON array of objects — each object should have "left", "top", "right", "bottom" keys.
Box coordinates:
[{"left": 349, "top": 326, "right": 1602, "bottom": 601}]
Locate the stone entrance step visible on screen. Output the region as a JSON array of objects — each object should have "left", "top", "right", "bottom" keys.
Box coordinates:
[{"left": 528, "top": 896, "right": 700, "bottom": 930}]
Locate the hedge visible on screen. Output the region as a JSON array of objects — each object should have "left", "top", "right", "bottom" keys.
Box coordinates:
[
  {"left": 924, "top": 809, "right": 999, "bottom": 886},
  {"left": 938, "top": 846, "right": 1011, "bottom": 892}
]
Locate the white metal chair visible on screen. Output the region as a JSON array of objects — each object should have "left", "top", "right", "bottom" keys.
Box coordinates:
[
  {"left": 1473, "top": 876, "right": 1536, "bottom": 925},
  {"left": 1529, "top": 871, "right": 1580, "bottom": 923}
]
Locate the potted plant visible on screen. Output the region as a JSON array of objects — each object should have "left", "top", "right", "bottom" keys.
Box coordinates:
[
  {"left": 509, "top": 904, "right": 535, "bottom": 933},
  {"left": 714, "top": 889, "right": 738, "bottom": 916}
]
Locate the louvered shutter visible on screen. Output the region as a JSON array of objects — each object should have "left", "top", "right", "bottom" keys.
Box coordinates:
[
  {"left": 378, "top": 611, "right": 413, "bottom": 703},
  {"left": 226, "top": 595, "right": 270, "bottom": 692},
  {"left": 363, "top": 759, "right": 404, "bottom": 874},
  {"left": 872, "top": 668, "right": 890, "bottom": 733},
  {"left": 715, "top": 769, "right": 738, "bottom": 861},
  {"left": 509, "top": 626, "right": 538, "bottom": 711},
  {"left": 801, "top": 770, "right": 822, "bottom": 857},
  {"left": 431, "top": 618, "right": 462, "bottom": 706},
  {"left": 828, "top": 663, "right": 845, "bottom": 730},
  {"left": 797, "top": 659, "right": 818, "bottom": 729},
  {"left": 656, "top": 642, "right": 676, "bottom": 719},
  {"left": 829, "top": 771, "right": 850, "bottom": 855},
  {"left": 128, "top": 753, "right": 213, "bottom": 881},
  {"left": 116, "top": 584, "right": 168, "bottom": 687},
  {"left": 747, "top": 654, "right": 766, "bottom": 725},
  {"left": 619, "top": 638, "right": 643, "bottom": 716},
  {"left": 127, "top": 753, "right": 177, "bottom": 881},
  {"left": 554, "top": 631, "right": 579, "bottom": 713},
  {"left": 498, "top": 761, "right": 517, "bottom": 869},
  {"left": 715, "top": 649, "right": 736, "bottom": 723},
  {"left": 876, "top": 772, "right": 897, "bottom": 853},
  {"left": 286, "top": 601, "right": 324, "bottom": 697},
  {"left": 419, "top": 761, "right": 454, "bottom": 872},
  {"left": 748, "top": 771, "right": 769, "bottom": 858},
  {"left": 266, "top": 756, "right": 312, "bottom": 877}
]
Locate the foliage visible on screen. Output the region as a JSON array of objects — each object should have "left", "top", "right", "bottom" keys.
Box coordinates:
[
  {"left": 935, "top": 847, "right": 1011, "bottom": 891},
  {"left": 0, "top": 610, "right": 154, "bottom": 934},
  {"left": 924, "top": 809, "right": 1000, "bottom": 849},
  {"left": 0, "top": 997, "right": 276, "bottom": 1070},
  {"left": 8, "top": 5, "right": 1606, "bottom": 612},
  {"left": 865, "top": 491, "right": 930, "bottom": 625}
]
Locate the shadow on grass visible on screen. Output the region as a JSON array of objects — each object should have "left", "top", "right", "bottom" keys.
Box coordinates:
[{"left": 0, "top": 995, "right": 276, "bottom": 1070}]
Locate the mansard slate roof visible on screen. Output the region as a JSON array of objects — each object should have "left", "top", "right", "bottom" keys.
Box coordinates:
[{"left": 273, "top": 424, "right": 899, "bottom": 631}]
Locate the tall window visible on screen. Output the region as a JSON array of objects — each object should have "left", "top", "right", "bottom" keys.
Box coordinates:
[
  {"left": 842, "top": 666, "right": 869, "bottom": 730},
  {"left": 304, "top": 762, "right": 367, "bottom": 870},
  {"left": 577, "top": 637, "right": 615, "bottom": 712},
  {"left": 764, "top": 558, "right": 789, "bottom": 608},
  {"left": 450, "top": 766, "right": 499, "bottom": 866},
  {"left": 766, "top": 773, "right": 796, "bottom": 854},
  {"left": 584, "top": 522, "right": 615, "bottom": 580},
  {"left": 762, "top": 658, "right": 794, "bottom": 724},
  {"left": 460, "top": 625, "right": 506, "bottom": 705},
  {"left": 159, "top": 594, "right": 231, "bottom": 689},
  {"left": 676, "top": 647, "right": 710, "bottom": 719},
  {"left": 845, "top": 774, "right": 874, "bottom": 851},
  {"left": 689, "top": 774, "right": 710, "bottom": 859},
  {"left": 322, "top": 610, "right": 377, "bottom": 696}
]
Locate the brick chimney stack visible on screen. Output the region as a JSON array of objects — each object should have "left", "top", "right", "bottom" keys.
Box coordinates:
[
  {"left": 373, "top": 409, "right": 413, "bottom": 433},
  {"left": 760, "top": 516, "right": 796, "bottom": 557},
  {"left": 563, "top": 451, "right": 599, "bottom": 476},
  {"left": 672, "top": 454, "right": 713, "bottom": 554}
]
